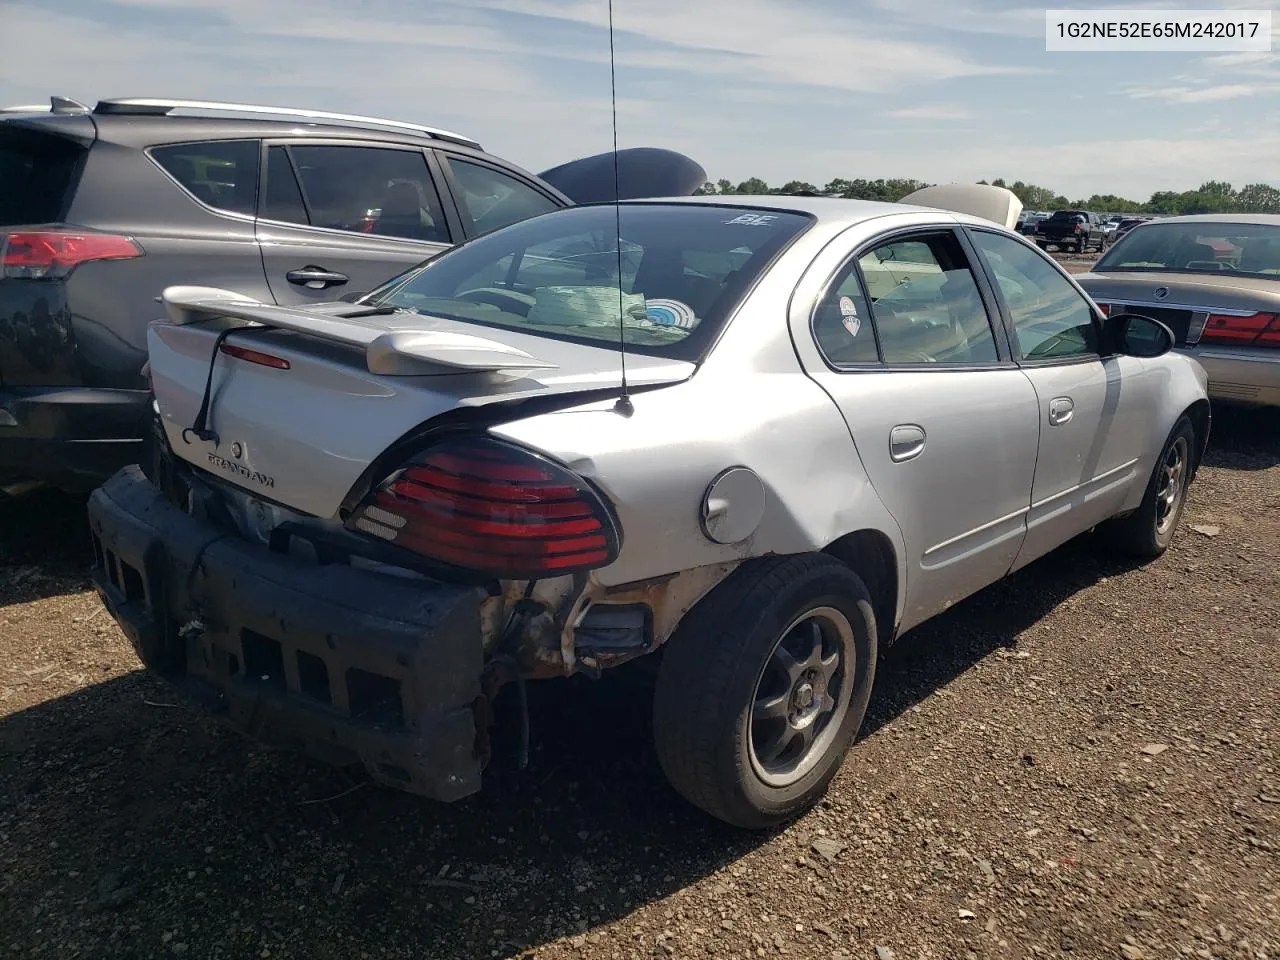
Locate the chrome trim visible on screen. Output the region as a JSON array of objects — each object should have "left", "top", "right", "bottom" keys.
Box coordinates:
[
  {"left": 1102, "top": 298, "right": 1256, "bottom": 317},
  {"left": 1030, "top": 457, "right": 1139, "bottom": 511},
  {"left": 255, "top": 215, "right": 454, "bottom": 249},
  {"left": 93, "top": 98, "right": 481, "bottom": 149},
  {"left": 923, "top": 505, "right": 1030, "bottom": 558}
]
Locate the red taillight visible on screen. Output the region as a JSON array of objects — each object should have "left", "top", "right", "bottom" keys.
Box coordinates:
[
  {"left": 1096, "top": 302, "right": 1111, "bottom": 316},
  {"left": 0, "top": 230, "right": 141, "bottom": 279},
  {"left": 219, "top": 342, "right": 291, "bottom": 369},
  {"left": 1199, "top": 312, "right": 1280, "bottom": 347},
  {"left": 345, "top": 436, "right": 621, "bottom": 578}
]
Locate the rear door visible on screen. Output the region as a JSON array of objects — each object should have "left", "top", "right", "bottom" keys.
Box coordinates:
[
  {"left": 798, "top": 224, "right": 1041, "bottom": 633},
  {"left": 255, "top": 141, "right": 459, "bottom": 304},
  {"left": 964, "top": 227, "right": 1157, "bottom": 570}
]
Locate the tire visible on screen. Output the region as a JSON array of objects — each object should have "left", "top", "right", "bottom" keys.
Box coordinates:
[
  {"left": 652, "top": 553, "right": 878, "bottom": 830},
  {"left": 1100, "top": 415, "right": 1196, "bottom": 558}
]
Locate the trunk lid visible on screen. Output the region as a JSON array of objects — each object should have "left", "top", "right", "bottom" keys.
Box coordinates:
[
  {"left": 1077, "top": 270, "right": 1280, "bottom": 344},
  {"left": 148, "top": 290, "right": 694, "bottom": 518}
]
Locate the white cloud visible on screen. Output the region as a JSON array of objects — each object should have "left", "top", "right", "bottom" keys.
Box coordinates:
[
  {"left": 1129, "top": 83, "right": 1277, "bottom": 103},
  {"left": 883, "top": 103, "right": 975, "bottom": 121}
]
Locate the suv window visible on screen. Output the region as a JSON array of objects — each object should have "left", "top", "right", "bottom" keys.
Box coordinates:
[
  {"left": 815, "top": 232, "right": 998, "bottom": 366},
  {"left": 262, "top": 144, "right": 450, "bottom": 243},
  {"left": 447, "top": 158, "right": 559, "bottom": 236},
  {"left": 969, "top": 230, "right": 1099, "bottom": 360},
  {"left": 0, "top": 127, "right": 86, "bottom": 225},
  {"left": 151, "top": 139, "right": 260, "bottom": 216}
]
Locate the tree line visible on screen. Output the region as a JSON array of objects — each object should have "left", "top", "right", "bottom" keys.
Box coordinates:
[{"left": 694, "top": 176, "right": 1280, "bottom": 215}]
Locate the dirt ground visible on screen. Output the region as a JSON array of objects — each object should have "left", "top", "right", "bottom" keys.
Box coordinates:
[{"left": 2, "top": 403, "right": 1277, "bottom": 960}]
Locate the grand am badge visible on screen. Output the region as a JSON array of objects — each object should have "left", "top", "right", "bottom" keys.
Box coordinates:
[{"left": 207, "top": 452, "right": 275, "bottom": 488}]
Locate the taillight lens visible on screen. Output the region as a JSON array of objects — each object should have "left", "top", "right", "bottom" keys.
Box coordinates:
[
  {"left": 0, "top": 230, "right": 142, "bottom": 279},
  {"left": 1199, "top": 312, "right": 1280, "bottom": 347},
  {"left": 345, "top": 436, "right": 621, "bottom": 579}
]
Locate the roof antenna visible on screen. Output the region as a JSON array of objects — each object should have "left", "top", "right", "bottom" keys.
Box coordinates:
[{"left": 607, "top": 0, "right": 633, "bottom": 417}]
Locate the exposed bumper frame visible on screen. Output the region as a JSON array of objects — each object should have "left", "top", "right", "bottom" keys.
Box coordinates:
[{"left": 87, "top": 465, "right": 489, "bottom": 801}]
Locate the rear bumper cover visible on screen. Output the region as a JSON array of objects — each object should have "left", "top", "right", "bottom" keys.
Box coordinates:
[
  {"left": 1182, "top": 346, "right": 1280, "bottom": 407},
  {"left": 87, "top": 465, "right": 488, "bottom": 801},
  {"left": 0, "top": 386, "right": 149, "bottom": 488}
]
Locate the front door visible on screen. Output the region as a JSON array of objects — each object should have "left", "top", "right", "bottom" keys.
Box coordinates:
[
  {"left": 801, "top": 227, "right": 1041, "bottom": 633},
  {"left": 255, "top": 142, "right": 456, "bottom": 305},
  {"left": 964, "top": 228, "right": 1156, "bottom": 570}
]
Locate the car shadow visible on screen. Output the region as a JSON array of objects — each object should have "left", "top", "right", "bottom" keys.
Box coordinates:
[
  {"left": 1202, "top": 401, "right": 1280, "bottom": 471},
  {"left": 0, "top": 486, "right": 92, "bottom": 604}
]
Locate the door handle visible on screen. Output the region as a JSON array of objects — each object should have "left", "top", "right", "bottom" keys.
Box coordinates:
[
  {"left": 286, "top": 266, "right": 349, "bottom": 288},
  {"left": 889, "top": 424, "right": 926, "bottom": 462},
  {"left": 1049, "top": 397, "right": 1074, "bottom": 426}
]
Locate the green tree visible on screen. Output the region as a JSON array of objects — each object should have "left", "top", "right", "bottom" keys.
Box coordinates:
[
  {"left": 716, "top": 178, "right": 734, "bottom": 195},
  {"left": 779, "top": 180, "right": 819, "bottom": 195},
  {"left": 1237, "top": 182, "right": 1280, "bottom": 213}
]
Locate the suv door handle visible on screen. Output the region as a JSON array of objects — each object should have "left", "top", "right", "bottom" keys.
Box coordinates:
[
  {"left": 1049, "top": 397, "right": 1074, "bottom": 425},
  {"left": 286, "top": 267, "right": 349, "bottom": 288},
  {"left": 889, "top": 424, "right": 926, "bottom": 462}
]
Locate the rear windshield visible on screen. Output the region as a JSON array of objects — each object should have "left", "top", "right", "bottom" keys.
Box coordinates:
[
  {"left": 1095, "top": 220, "right": 1280, "bottom": 278},
  {"left": 0, "top": 127, "right": 86, "bottom": 225},
  {"left": 368, "top": 203, "right": 813, "bottom": 362},
  {"left": 1048, "top": 211, "right": 1087, "bottom": 220}
]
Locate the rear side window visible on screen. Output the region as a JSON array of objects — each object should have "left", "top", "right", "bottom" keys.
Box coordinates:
[
  {"left": 263, "top": 144, "right": 451, "bottom": 243},
  {"left": 0, "top": 127, "right": 86, "bottom": 225},
  {"left": 151, "top": 139, "right": 260, "bottom": 216}
]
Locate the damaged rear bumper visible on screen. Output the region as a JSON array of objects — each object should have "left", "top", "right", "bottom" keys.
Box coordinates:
[{"left": 86, "top": 465, "right": 488, "bottom": 801}]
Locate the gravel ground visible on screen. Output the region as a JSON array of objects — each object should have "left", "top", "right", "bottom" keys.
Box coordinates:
[{"left": 2, "top": 399, "right": 1276, "bottom": 960}]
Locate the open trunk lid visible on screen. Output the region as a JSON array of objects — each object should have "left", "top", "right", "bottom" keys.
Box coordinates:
[{"left": 148, "top": 288, "right": 694, "bottom": 518}]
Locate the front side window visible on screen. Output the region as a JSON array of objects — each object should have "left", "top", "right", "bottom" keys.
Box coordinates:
[
  {"left": 261, "top": 144, "right": 450, "bottom": 243},
  {"left": 370, "top": 203, "right": 812, "bottom": 362},
  {"left": 1095, "top": 220, "right": 1280, "bottom": 278},
  {"left": 447, "top": 158, "right": 560, "bottom": 236},
  {"left": 151, "top": 139, "right": 260, "bottom": 216},
  {"left": 969, "top": 230, "right": 1099, "bottom": 360}
]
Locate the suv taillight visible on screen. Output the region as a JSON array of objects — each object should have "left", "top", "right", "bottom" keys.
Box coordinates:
[
  {"left": 0, "top": 230, "right": 142, "bottom": 279},
  {"left": 1200, "top": 312, "right": 1280, "bottom": 347},
  {"left": 345, "top": 436, "right": 621, "bottom": 579}
]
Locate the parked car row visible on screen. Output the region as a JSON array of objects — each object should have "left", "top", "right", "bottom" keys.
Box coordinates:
[{"left": 0, "top": 95, "right": 707, "bottom": 493}]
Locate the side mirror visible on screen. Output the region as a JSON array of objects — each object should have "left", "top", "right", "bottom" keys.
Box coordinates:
[{"left": 1105, "top": 311, "right": 1175, "bottom": 358}]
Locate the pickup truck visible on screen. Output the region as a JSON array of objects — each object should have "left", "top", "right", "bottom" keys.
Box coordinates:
[{"left": 1035, "top": 210, "right": 1108, "bottom": 253}]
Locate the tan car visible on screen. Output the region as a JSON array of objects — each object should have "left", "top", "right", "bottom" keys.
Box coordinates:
[{"left": 1078, "top": 214, "right": 1280, "bottom": 407}]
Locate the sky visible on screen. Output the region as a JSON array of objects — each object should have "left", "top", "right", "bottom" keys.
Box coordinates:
[{"left": 1, "top": 0, "right": 1277, "bottom": 200}]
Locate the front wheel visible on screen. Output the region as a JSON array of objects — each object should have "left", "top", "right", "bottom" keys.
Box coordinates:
[
  {"left": 1099, "top": 415, "right": 1196, "bottom": 558},
  {"left": 652, "top": 554, "right": 878, "bottom": 829}
]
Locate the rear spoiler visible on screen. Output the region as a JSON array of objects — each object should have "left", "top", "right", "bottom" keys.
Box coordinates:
[
  {"left": 898, "top": 184, "right": 1024, "bottom": 231},
  {"left": 160, "top": 286, "right": 557, "bottom": 376}
]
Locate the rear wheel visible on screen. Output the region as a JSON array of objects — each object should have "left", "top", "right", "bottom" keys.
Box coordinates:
[
  {"left": 1100, "top": 415, "right": 1195, "bottom": 558},
  {"left": 653, "top": 554, "right": 878, "bottom": 829}
]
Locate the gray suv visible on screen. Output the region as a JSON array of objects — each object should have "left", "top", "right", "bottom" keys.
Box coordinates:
[{"left": 0, "top": 96, "right": 705, "bottom": 491}]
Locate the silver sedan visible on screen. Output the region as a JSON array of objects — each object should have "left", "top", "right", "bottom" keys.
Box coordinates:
[
  {"left": 1077, "top": 213, "right": 1280, "bottom": 407},
  {"left": 88, "top": 189, "right": 1210, "bottom": 829}
]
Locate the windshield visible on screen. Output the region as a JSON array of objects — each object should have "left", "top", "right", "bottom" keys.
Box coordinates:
[
  {"left": 1095, "top": 220, "right": 1280, "bottom": 279},
  {"left": 1048, "top": 211, "right": 1086, "bottom": 220},
  {"left": 368, "top": 202, "right": 813, "bottom": 361}
]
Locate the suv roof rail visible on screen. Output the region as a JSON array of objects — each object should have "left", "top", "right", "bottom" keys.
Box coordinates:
[
  {"left": 92, "top": 98, "right": 482, "bottom": 149},
  {"left": 1, "top": 96, "right": 91, "bottom": 115}
]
